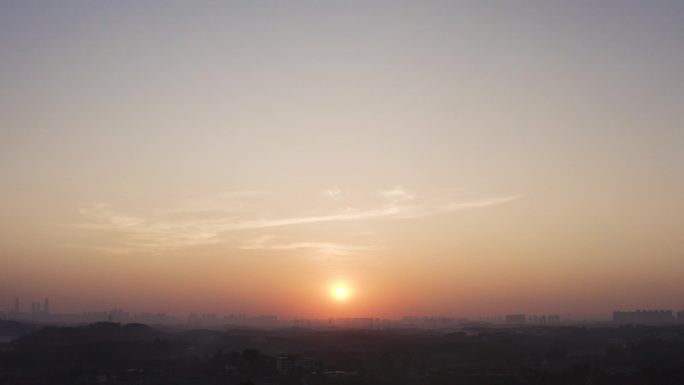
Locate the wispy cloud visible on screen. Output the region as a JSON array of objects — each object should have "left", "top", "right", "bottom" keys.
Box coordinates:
[
  {"left": 229, "top": 195, "right": 517, "bottom": 228},
  {"left": 63, "top": 188, "right": 519, "bottom": 255},
  {"left": 241, "top": 238, "right": 379, "bottom": 257},
  {"left": 444, "top": 196, "right": 518, "bottom": 211},
  {"left": 78, "top": 204, "right": 143, "bottom": 229},
  {"left": 71, "top": 204, "right": 228, "bottom": 254},
  {"left": 378, "top": 185, "right": 415, "bottom": 203},
  {"left": 323, "top": 186, "right": 344, "bottom": 201}
]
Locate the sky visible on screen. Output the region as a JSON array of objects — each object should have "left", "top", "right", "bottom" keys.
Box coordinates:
[{"left": 1, "top": 1, "right": 683, "bottom": 320}]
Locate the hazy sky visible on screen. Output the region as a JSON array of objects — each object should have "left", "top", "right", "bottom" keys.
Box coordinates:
[{"left": 2, "top": 1, "right": 683, "bottom": 319}]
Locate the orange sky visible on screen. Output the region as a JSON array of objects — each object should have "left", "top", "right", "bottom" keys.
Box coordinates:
[{"left": 2, "top": 2, "right": 684, "bottom": 320}]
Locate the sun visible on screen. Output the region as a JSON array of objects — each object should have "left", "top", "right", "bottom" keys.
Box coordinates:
[
  {"left": 328, "top": 281, "right": 353, "bottom": 302},
  {"left": 335, "top": 287, "right": 347, "bottom": 299}
]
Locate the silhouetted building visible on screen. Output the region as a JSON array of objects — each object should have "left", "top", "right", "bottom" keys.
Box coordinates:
[
  {"left": 677, "top": 310, "right": 684, "bottom": 322},
  {"left": 44, "top": 298, "right": 49, "bottom": 314},
  {"left": 526, "top": 314, "right": 559, "bottom": 324},
  {"left": 613, "top": 310, "right": 673, "bottom": 324},
  {"left": 334, "top": 317, "right": 380, "bottom": 328},
  {"left": 14, "top": 298, "right": 19, "bottom": 314}
]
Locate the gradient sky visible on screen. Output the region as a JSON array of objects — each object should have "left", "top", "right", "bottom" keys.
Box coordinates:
[{"left": 2, "top": 1, "right": 683, "bottom": 320}]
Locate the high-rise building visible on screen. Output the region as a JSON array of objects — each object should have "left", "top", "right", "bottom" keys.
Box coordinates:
[
  {"left": 44, "top": 298, "right": 49, "bottom": 314},
  {"left": 14, "top": 298, "right": 19, "bottom": 313}
]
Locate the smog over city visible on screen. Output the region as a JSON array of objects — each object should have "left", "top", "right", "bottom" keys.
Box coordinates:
[{"left": 1, "top": 2, "right": 684, "bottom": 384}]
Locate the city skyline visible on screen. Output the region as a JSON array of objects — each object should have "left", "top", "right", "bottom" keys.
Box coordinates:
[
  {"left": 2, "top": 2, "right": 684, "bottom": 320},
  {"left": 5, "top": 295, "right": 684, "bottom": 325}
]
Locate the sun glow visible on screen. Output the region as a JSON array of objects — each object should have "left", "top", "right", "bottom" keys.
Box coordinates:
[
  {"left": 329, "top": 282, "right": 352, "bottom": 302},
  {"left": 335, "top": 287, "right": 347, "bottom": 299}
]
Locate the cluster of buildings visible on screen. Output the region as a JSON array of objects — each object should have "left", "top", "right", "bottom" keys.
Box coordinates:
[
  {"left": 290, "top": 317, "right": 394, "bottom": 329},
  {"left": 3, "top": 297, "right": 51, "bottom": 321},
  {"left": 328, "top": 317, "right": 391, "bottom": 329},
  {"left": 1, "top": 297, "right": 280, "bottom": 327},
  {"left": 1, "top": 298, "right": 185, "bottom": 325},
  {"left": 400, "top": 316, "right": 470, "bottom": 328},
  {"left": 5, "top": 297, "right": 684, "bottom": 328},
  {"left": 474, "top": 314, "right": 561, "bottom": 325},
  {"left": 613, "top": 309, "right": 684, "bottom": 324}
]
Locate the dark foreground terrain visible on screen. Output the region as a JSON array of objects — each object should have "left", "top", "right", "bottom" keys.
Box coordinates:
[{"left": 1, "top": 320, "right": 684, "bottom": 384}]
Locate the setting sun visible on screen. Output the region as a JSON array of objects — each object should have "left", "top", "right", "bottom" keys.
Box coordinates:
[{"left": 335, "top": 287, "right": 347, "bottom": 299}]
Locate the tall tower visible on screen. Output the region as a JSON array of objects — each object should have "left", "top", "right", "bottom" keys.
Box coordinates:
[
  {"left": 44, "top": 298, "right": 50, "bottom": 314},
  {"left": 14, "top": 298, "right": 19, "bottom": 313}
]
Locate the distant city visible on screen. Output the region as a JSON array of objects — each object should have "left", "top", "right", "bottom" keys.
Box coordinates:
[{"left": 4, "top": 297, "right": 684, "bottom": 328}]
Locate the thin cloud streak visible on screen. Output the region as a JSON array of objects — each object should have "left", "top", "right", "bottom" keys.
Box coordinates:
[
  {"left": 233, "top": 195, "right": 519, "bottom": 229},
  {"left": 242, "top": 241, "right": 379, "bottom": 256},
  {"left": 444, "top": 196, "right": 520, "bottom": 211},
  {"left": 64, "top": 190, "right": 519, "bottom": 254}
]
